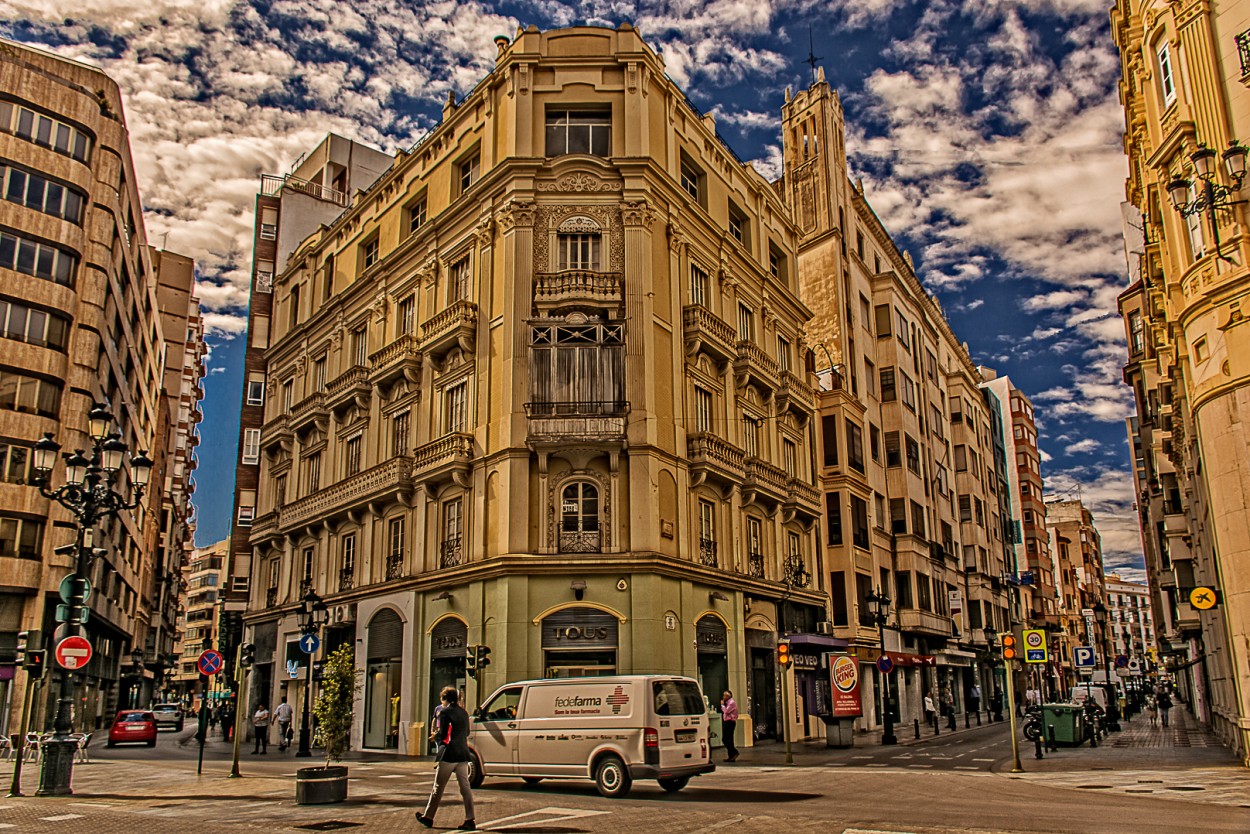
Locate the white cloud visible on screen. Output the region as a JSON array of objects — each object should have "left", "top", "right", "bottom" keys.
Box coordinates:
[{"left": 1064, "top": 438, "right": 1099, "bottom": 455}]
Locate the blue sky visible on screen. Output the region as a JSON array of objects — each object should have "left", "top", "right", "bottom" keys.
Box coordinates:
[{"left": 1, "top": 0, "right": 1143, "bottom": 578}]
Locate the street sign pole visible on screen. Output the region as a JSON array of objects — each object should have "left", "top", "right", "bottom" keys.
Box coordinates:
[
  {"left": 197, "top": 674, "right": 208, "bottom": 775},
  {"left": 229, "top": 650, "right": 246, "bottom": 779},
  {"left": 8, "top": 660, "right": 41, "bottom": 797},
  {"left": 1004, "top": 656, "right": 1023, "bottom": 773}
]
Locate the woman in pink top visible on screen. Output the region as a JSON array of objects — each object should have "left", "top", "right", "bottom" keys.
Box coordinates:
[{"left": 720, "top": 691, "right": 739, "bottom": 762}]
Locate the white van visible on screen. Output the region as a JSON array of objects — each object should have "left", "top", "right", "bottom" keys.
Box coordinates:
[{"left": 468, "top": 675, "right": 715, "bottom": 798}]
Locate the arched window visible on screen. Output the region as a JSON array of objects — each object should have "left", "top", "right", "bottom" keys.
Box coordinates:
[{"left": 559, "top": 481, "right": 600, "bottom": 553}]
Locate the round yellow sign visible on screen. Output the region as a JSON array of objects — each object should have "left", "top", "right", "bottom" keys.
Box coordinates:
[{"left": 1189, "top": 587, "right": 1217, "bottom": 610}]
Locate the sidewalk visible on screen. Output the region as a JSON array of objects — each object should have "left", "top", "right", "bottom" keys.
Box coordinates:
[{"left": 999, "top": 708, "right": 1250, "bottom": 808}]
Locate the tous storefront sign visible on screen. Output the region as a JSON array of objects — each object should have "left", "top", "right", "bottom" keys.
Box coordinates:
[{"left": 542, "top": 607, "right": 619, "bottom": 648}]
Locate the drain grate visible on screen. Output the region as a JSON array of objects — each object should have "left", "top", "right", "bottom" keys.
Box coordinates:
[
  {"left": 1075, "top": 785, "right": 1113, "bottom": 790},
  {"left": 1165, "top": 786, "right": 1205, "bottom": 792},
  {"left": 295, "top": 822, "right": 365, "bottom": 832}
]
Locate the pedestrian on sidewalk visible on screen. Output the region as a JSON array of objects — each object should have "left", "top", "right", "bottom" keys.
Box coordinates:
[
  {"left": 1146, "top": 694, "right": 1158, "bottom": 727},
  {"left": 275, "top": 697, "right": 294, "bottom": 751},
  {"left": 417, "top": 686, "right": 475, "bottom": 832},
  {"left": 990, "top": 686, "right": 1004, "bottom": 722},
  {"left": 969, "top": 684, "right": 982, "bottom": 719},
  {"left": 720, "top": 691, "right": 739, "bottom": 762},
  {"left": 941, "top": 687, "right": 956, "bottom": 730},
  {"left": 923, "top": 694, "right": 937, "bottom": 730},
  {"left": 1156, "top": 687, "right": 1173, "bottom": 728},
  {"left": 221, "top": 704, "right": 235, "bottom": 740},
  {"left": 252, "top": 703, "right": 270, "bottom": 754}
]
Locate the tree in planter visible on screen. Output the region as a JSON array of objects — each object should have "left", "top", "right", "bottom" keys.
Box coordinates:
[{"left": 312, "top": 644, "right": 360, "bottom": 767}]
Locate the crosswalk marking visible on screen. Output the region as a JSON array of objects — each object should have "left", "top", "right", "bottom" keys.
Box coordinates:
[
  {"left": 40, "top": 815, "right": 86, "bottom": 822},
  {"left": 478, "top": 806, "right": 610, "bottom": 831}
]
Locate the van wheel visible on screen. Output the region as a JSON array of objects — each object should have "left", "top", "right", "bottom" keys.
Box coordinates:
[
  {"left": 468, "top": 752, "right": 484, "bottom": 789},
  {"left": 522, "top": 776, "right": 543, "bottom": 785},
  {"left": 658, "top": 776, "right": 689, "bottom": 793},
  {"left": 594, "top": 755, "right": 631, "bottom": 798}
]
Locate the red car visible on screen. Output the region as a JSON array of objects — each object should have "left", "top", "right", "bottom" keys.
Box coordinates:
[{"left": 107, "top": 710, "right": 157, "bottom": 747}]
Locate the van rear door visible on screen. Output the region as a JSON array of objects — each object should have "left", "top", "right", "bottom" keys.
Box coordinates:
[{"left": 649, "top": 679, "right": 709, "bottom": 770}]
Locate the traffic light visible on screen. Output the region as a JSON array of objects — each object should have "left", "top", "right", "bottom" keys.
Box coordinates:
[
  {"left": 239, "top": 642, "right": 255, "bottom": 669},
  {"left": 777, "top": 640, "right": 791, "bottom": 668},
  {"left": 465, "top": 645, "right": 478, "bottom": 678},
  {"left": 476, "top": 645, "right": 492, "bottom": 670},
  {"left": 1001, "top": 632, "right": 1017, "bottom": 661}
]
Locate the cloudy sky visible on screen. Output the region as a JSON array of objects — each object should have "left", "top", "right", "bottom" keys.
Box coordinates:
[{"left": 0, "top": 0, "right": 1145, "bottom": 579}]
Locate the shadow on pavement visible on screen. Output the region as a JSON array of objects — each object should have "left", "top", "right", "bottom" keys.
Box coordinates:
[{"left": 486, "top": 782, "right": 821, "bottom": 803}]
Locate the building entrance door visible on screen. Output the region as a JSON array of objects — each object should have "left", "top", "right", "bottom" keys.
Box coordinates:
[{"left": 749, "top": 647, "right": 776, "bottom": 739}]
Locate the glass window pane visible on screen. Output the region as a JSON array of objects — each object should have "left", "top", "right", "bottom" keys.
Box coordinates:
[
  {"left": 37, "top": 380, "right": 59, "bottom": 416},
  {"left": 6, "top": 169, "right": 26, "bottom": 202},
  {"left": 35, "top": 116, "right": 52, "bottom": 146},
  {"left": 15, "top": 240, "right": 35, "bottom": 274},
  {"left": 34, "top": 244, "right": 54, "bottom": 279},
  {"left": 6, "top": 305, "right": 26, "bottom": 341},
  {"left": 27, "top": 309, "right": 46, "bottom": 345},
  {"left": 15, "top": 109, "right": 32, "bottom": 138},
  {"left": 0, "top": 233, "right": 13, "bottom": 268},
  {"left": 25, "top": 175, "right": 44, "bottom": 210},
  {"left": 18, "top": 519, "right": 40, "bottom": 557},
  {"left": 0, "top": 518, "right": 17, "bottom": 556},
  {"left": 7, "top": 446, "right": 26, "bottom": 482}
]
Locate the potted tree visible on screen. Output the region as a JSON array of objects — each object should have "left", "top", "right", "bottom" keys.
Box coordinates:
[{"left": 296, "top": 644, "right": 359, "bottom": 805}]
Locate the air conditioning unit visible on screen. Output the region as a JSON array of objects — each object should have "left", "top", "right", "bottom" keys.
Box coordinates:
[
  {"left": 816, "top": 620, "right": 833, "bottom": 635},
  {"left": 332, "top": 604, "right": 357, "bottom": 625}
]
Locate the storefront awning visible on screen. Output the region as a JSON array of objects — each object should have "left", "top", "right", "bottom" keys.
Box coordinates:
[
  {"left": 933, "top": 648, "right": 977, "bottom": 667},
  {"left": 786, "top": 633, "right": 849, "bottom": 651},
  {"left": 884, "top": 651, "right": 936, "bottom": 667}
]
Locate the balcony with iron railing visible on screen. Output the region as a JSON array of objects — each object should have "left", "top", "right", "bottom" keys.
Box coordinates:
[
  {"left": 260, "top": 173, "right": 351, "bottom": 207},
  {"left": 682, "top": 304, "right": 737, "bottom": 365},
  {"left": 326, "top": 364, "right": 371, "bottom": 415},
  {"left": 420, "top": 300, "right": 478, "bottom": 366},
  {"left": 265, "top": 587, "right": 278, "bottom": 608},
  {"left": 439, "top": 536, "right": 463, "bottom": 569},
  {"left": 686, "top": 432, "right": 745, "bottom": 489},
  {"left": 278, "top": 456, "right": 413, "bottom": 531},
  {"left": 339, "top": 567, "right": 355, "bottom": 592},
  {"left": 534, "top": 270, "right": 624, "bottom": 315},
  {"left": 525, "top": 401, "right": 628, "bottom": 449},
  {"left": 290, "top": 391, "right": 328, "bottom": 434},
  {"left": 299, "top": 577, "right": 314, "bottom": 598},
  {"left": 733, "top": 340, "right": 781, "bottom": 393},
  {"left": 777, "top": 371, "right": 817, "bottom": 416},
  {"left": 558, "top": 530, "right": 602, "bottom": 553},
  {"left": 747, "top": 551, "right": 766, "bottom": 579},
  {"left": 412, "top": 432, "right": 474, "bottom": 488},
  {"left": 369, "top": 334, "right": 423, "bottom": 388},
  {"left": 699, "top": 538, "right": 718, "bottom": 568},
  {"left": 1238, "top": 29, "right": 1250, "bottom": 78},
  {"left": 385, "top": 552, "right": 404, "bottom": 581}
]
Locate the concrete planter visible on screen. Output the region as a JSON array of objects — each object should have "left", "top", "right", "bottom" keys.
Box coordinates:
[{"left": 295, "top": 765, "right": 349, "bottom": 804}]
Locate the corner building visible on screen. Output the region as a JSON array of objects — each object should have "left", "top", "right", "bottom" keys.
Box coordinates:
[
  {"left": 1112, "top": 0, "right": 1250, "bottom": 758},
  {"left": 238, "top": 25, "right": 827, "bottom": 753}
]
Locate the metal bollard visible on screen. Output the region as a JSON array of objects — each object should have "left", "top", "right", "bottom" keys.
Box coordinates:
[
  {"left": 976, "top": 711, "right": 982, "bottom": 726},
  {"left": 934, "top": 715, "right": 939, "bottom": 736},
  {"left": 914, "top": 718, "right": 920, "bottom": 739},
  {"left": 1034, "top": 733, "right": 1044, "bottom": 760},
  {"left": 964, "top": 710, "right": 970, "bottom": 729},
  {"left": 1047, "top": 724, "right": 1058, "bottom": 753}
]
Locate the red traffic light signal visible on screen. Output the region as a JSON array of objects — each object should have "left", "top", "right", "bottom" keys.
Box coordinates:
[
  {"left": 777, "top": 640, "right": 791, "bottom": 668},
  {"left": 1001, "top": 633, "right": 1017, "bottom": 661}
]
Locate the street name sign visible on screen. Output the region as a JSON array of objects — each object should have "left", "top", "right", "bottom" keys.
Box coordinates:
[
  {"left": 55, "top": 635, "right": 92, "bottom": 670},
  {"left": 1023, "top": 629, "right": 1048, "bottom": 663},
  {"left": 197, "top": 649, "right": 224, "bottom": 676}
]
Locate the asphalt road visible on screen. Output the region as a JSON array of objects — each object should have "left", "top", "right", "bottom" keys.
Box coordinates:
[{"left": 1, "top": 723, "right": 1245, "bottom": 834}]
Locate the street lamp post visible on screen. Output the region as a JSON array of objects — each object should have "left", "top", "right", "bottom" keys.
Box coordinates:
[
  {"left": 30, "top": 403, "right": 153, "bottom": 796},
  {"left": 866, "top": 588, "right": 897, "bottom": 745},
  {"left": 295, "top": 590, "right": 328, "bottom": 758},
  {"left": 1167, "top": 140, "right": 1247, "bottom": 262},
  {"left": 1092, "top": 602, "right": 1120, "bottom": 732},
  {"left": 128, "top": 648, "right": 145, "bottom": 709}
]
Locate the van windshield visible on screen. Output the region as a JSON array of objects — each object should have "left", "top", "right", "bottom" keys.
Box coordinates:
[{"left": 653, "top": 680, "right": 704, "bottom": 715}]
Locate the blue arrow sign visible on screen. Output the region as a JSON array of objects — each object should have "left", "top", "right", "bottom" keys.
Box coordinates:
[{"left": 299, "top": 633, "right": 321, "bottom": 655}]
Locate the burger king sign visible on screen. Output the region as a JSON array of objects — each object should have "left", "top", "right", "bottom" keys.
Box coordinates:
[{"left": 829, "top": 654, "right": 863, "bottom": 717}]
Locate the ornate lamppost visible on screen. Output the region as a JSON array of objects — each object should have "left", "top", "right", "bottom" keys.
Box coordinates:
[
  {"left": 1167, "top": 140, "right": 1247, "bottom": 262},
  {"left": 866, "top": 588, "right": 897, "bottom": 745},
  {"left": 1092, "top": 601, "right": 1121, "bottom": 732},
  {"left": 295, "top": 590, "right": 328, "bottom": 758},
  {"left": 31, "top": 402, "right": 152, "bottom": 796}
]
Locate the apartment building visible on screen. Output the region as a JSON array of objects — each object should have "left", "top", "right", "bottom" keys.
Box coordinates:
[
  {"left": 1104, "top": 573, "right": 1155, "bottom": 677},
  {"left": 1112, "top": 0, "right": 1250, "bottom": 758},
  {"left": 1046, "top": 499, "right": 1107, "bottom": 691},
  {"left": 233, "top": 25, "right": 828, "bottom": 753},
  {"left": 0, "top": 40, "right": 200, "bottom": 729},
  {"left": 783, "top": 71, "right": 1014, "bottom": 732},
  {"left": 172, "top": 538, "right": 227, "bottom": 698}
]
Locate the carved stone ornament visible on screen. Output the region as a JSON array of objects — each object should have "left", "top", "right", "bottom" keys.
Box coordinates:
[
  {"left": 667, "top": 218, "right": 686, "bottom": 253},
  {"left": 371, "top": 292, "right": 388, "bottom": 324},
  {"left": 418, "top": 257, "right": 438, "bottom": 289},
  {"left": 621, "top": 200, "right": 654, "bottom": 228},
  {"left": 557, "top": 214, "right": 603, "bottom": 233},
  {"left": 476, "top": 214, "right": 495, "bottom": 247},
  {"left": 499, "top": 199, "right": 536, "bottom": 231},
  {"left": 537, "top": 173, "right": 623, "bottom": 193},
  {"left": 535, "top": 204, "right": 623, "bottom": 273}
]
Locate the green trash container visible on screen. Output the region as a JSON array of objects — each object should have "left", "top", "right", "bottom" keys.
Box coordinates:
[{"left": 1040, "top": 704, "right": 1086, "bottom": 746}]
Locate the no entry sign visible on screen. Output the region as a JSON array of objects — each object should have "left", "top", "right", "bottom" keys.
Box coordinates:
[{"left": 55, "top": 635, "right": 93, "bottom": 670}]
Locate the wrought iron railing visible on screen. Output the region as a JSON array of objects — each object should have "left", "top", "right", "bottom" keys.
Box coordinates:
[
  {"left": 699, "top": 538, "right": 718, "bottom": 567},
  {"left": 1238, "top": 30, "right": 1250, "bottom": 76},
  {"left": 385, "top": 552, "right": 404, "bottom": 580},
  {"left": 299, "top": 577, "right": 314, "bottom": 597},
  {"left": 339, "top": 567, "right": 355, "bottom": 592},
  {"left": 559, "top": 530, "right": 602, "bottom": 553},
  {"left": 748, "top": 551, "right": 765, "bottom": 579},
  {"left": 525, "top": 401, "right": 628, "bottom": 416},
  {"left": 265, "top": 587, "right": 278, "bottom": 608},
  {"left": 784, "top": 555, "right": 811, "bottom": 588},
  {"left": 440, "top": 537, "right": 463, "bottom": 568}
]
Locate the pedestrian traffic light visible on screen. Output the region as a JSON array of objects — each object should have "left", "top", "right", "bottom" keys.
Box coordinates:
[
  {"left": 777, "top": 640, "right": 791, "bottom": 668},
  {"left": 465, "top": 644, "right": 478, "bottom": 678},
  {"left": 1001, "top": 632, "right": 1017, "bottom": 661},
  {"left": 239, "top": 642, "right": 255, "bottom": 669},
  {"left": 476, "top": 645, "right": 492, "bottom": 670},
  {"left": 24, "top": 649, "right": 46, "bottom": 677}
]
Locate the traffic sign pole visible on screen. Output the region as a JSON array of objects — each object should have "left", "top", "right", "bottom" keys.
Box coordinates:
[{"left": 1004, "top": 656, "right": 1024, "bottom": 774}]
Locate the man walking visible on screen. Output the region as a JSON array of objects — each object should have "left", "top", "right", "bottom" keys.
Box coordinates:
[
  {"left": 969, "top": 684, "right": 982, "bottom": 720},
  {"left": 252, "top": 703, "right": 270, "bottom": 754},
  {"left": 417, "top": 686, "right": 475, "bottom": 831},
  {"left": 275, "top": 697, "right": 294, "bottom": 751},
  {"left": 720, "top": 691, "right": 739, "bottom": 762}
]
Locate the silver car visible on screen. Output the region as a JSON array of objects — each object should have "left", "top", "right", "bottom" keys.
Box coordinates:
[{"left": 151, "top": 703, "right": 184, "bottom": 732}]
